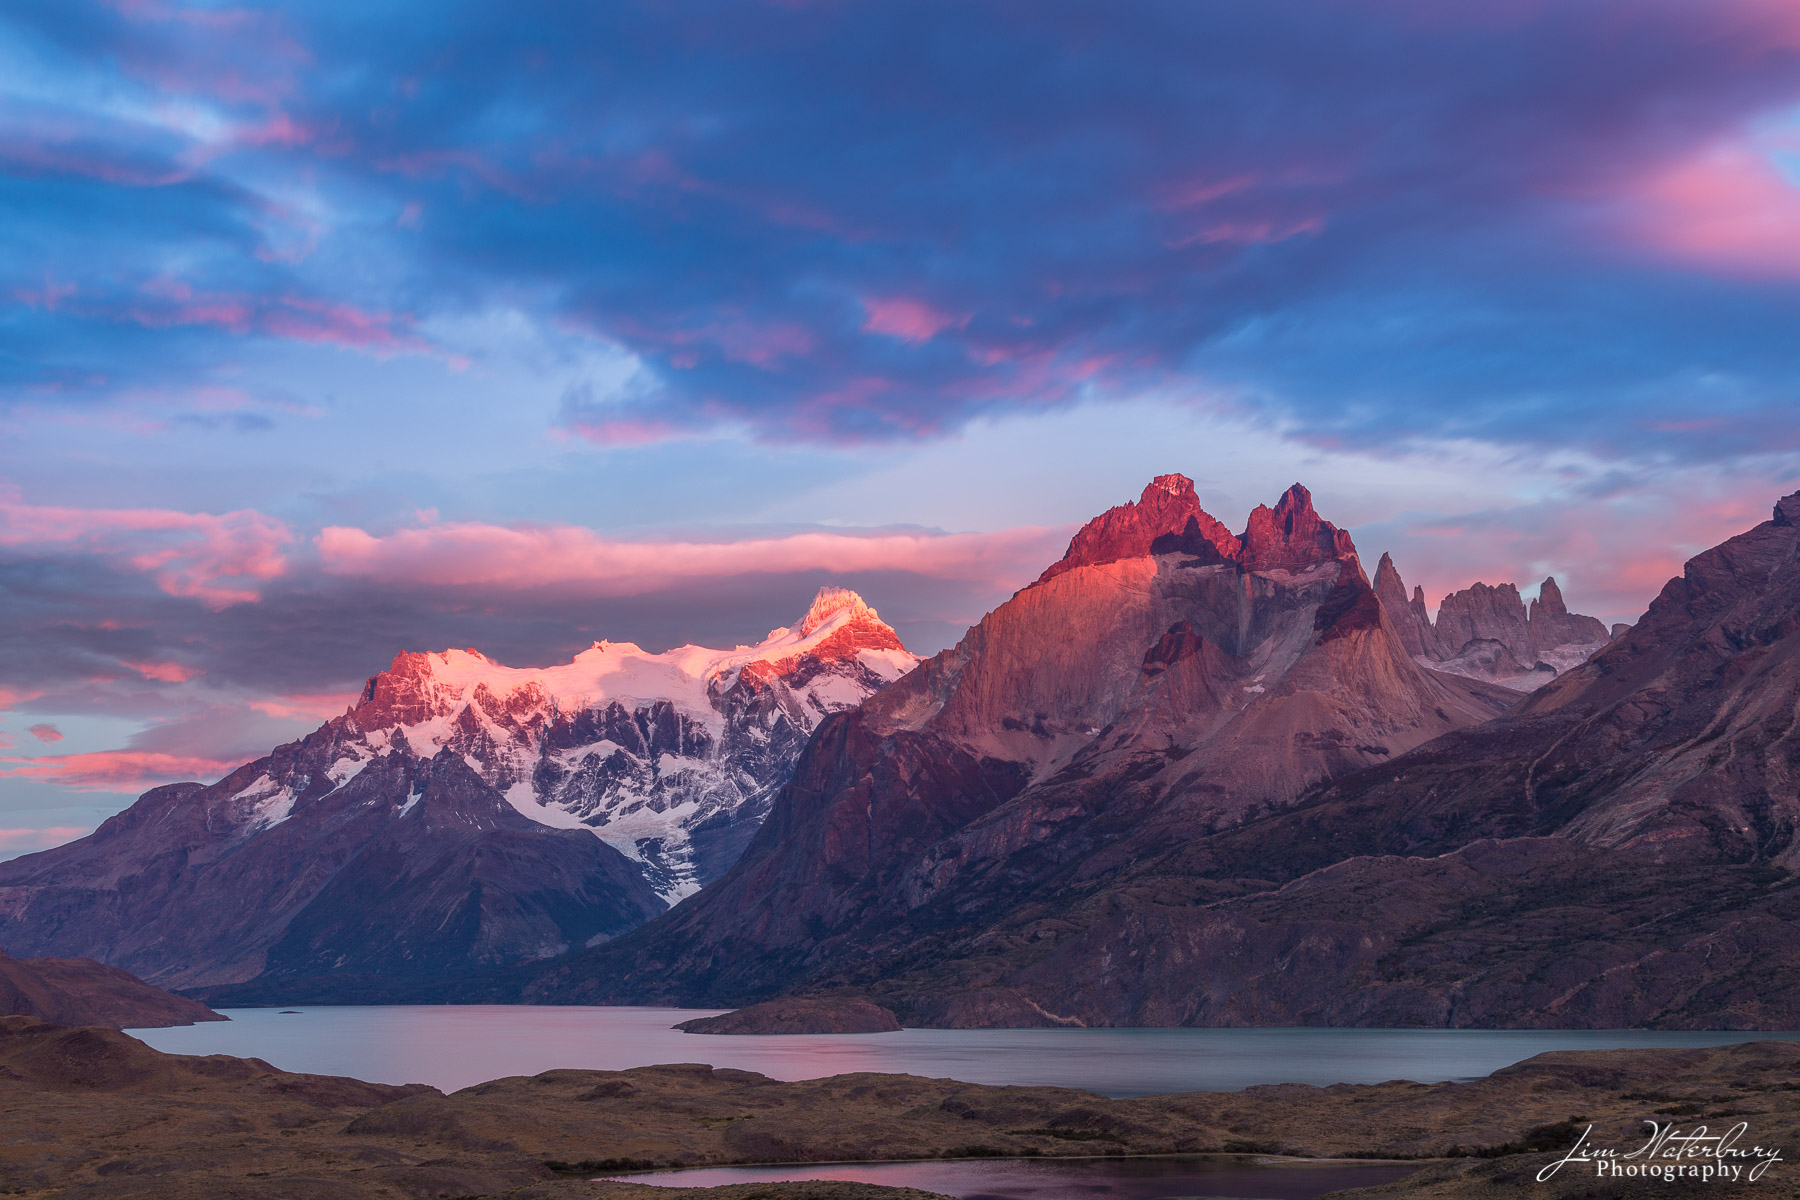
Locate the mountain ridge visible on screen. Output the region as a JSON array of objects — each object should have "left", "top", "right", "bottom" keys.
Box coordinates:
[
  {"left": 609, "top": 484, "right": 1800, "bottom": 1028},
  {"left": 0, "top": 587, "right": 917, "bottom": 997},
  {"left": 505, "top": 477, "right": 1525, "bottom": 1012}
]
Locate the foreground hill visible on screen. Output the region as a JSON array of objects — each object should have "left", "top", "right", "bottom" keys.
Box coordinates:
[
  {"left": 6, "top": 1013, "right": 1800, "bottom": 1198},
  {"left": 0, "top": 589, "right": 915, "bottom": 999},
  {"left": 513, "top": 478, "right": 1521, "bottom": 1017},
  {"left": 0, "top": 951, "right": 222, "bottom": 1029}
]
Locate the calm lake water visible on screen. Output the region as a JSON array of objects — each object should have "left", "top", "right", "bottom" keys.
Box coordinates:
[
  {"left": 129, "top": 1004, "right": 1800, "bottom": 1096},
  {"left": 611, "top": 1157, "right": 1420, "bottom": 1199}
]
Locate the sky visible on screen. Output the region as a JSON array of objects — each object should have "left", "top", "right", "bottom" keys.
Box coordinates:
[{"left": 3, "top": 0, "right": 1799, "bottom": 856}]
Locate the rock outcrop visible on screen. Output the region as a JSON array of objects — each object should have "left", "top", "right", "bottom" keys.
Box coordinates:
[
  {"left": 1372, "top": 555, "right": 1614, "bottom": 690},
  {"left": 674, "top": 996, "right": 903, "bottom": 1034}
]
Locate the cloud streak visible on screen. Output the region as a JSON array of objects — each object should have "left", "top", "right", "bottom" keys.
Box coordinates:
[
  {"left": 315, "top": 520, "right": 1068, "bottom": 594},
  {"left": 0, "top": 492, "right": 291, "bottom": 607}
]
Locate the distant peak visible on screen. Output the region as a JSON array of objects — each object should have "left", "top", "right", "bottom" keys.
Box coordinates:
[
  {"left": 1371, "top": 552, "right": 1407, "bottom": 604},
  {"left": 1534, "top": 576, "right": 1568, "bottom": 617},
  {"left": 797, "top": 586, "right": 880, "bottom": 637}
]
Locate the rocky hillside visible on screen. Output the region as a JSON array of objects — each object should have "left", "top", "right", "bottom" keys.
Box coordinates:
[
  {"left": 0, "top": 951, "right": 223, "bottom": 1028},
  {"left": 0, "top": 588, "right": 916, "bottom": 999},
  {"left": 513, "top": 477, "right": 1518, "bottom": 1011}
]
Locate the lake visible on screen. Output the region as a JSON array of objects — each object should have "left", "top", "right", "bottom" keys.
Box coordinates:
[
  {"left": 129, "top": 1004, "right": 1800, "bottom": 1096},
  {"left": 610, "top": 1157, "right": 1422, "bottom": 1199}
]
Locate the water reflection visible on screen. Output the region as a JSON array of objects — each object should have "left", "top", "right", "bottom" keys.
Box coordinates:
[
  {"left": 610, "top": 1157, "right": 1422, "bottom": 1199},
  {"left": 131, "top": 1005, "right": 1800, "bottom": 1096}
]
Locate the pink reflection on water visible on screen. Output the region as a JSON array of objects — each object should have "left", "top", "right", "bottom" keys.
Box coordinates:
[{"left": 609, "top": 1157, "right": 1420, "bottom": 1200}]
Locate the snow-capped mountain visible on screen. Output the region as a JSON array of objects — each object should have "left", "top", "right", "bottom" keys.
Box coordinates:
[
  {"left": 332, "top": 586, "right": 917, "bottom": 900},
  {"left": 0, "top": 587, "right": 916, "bottom": 995}
]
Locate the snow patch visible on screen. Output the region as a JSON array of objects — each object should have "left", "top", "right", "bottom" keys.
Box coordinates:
[{"left": 501, "top": 781, "right": 590, "bottom": 831}]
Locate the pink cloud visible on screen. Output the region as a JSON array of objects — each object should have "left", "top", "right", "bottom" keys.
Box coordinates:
[
  {"left": 1157, "top": 173, "right": 1259, "bottom": 209},
  {"left": 247, "top": 691, "right": 357, "bottom": 721},
  {"left": 1627, "top": 138, "right": 1800, "bottom": 278},
  {"left": 0, "top": 138, "right": 192, "bottom": 188},
  {"left": 122, "top": 660, "right": 200, "bottom": 683},
  {"left": 0, "top": 750, "right": 239, "bottom": 792},
  {"left": 558, "top": 414, "right": 683, "bottom": 445},
  {"left": 0, "top": 827, "right": 92, "bottom": 855},
  {"left": 259, "top": 296, "right": 415, "bottom": 350},
  {"left": 0, "top": 492, "right": 292, "bottom": 608},
  {"left": 861, "top": 296, "right": 968, "bottom": 343},
  {"left": 13, "top": 272, "right": 77, "bottom": 312},
  {"left": 317, "top": 520, "right": 1070, "bottom": 595},
  {"left": 607, "top": 311, "right": 819, "bottom": 370},
  {"left": 0, "top": 687, "right": 42, "bottom": 711},
  {"left": 1170, "top": 215, "right": 1325, "bottom": 248},
  {"left": 26, "top": 723, "right": 63, "bottom": 744},
  {"left": 126, "top": 279, "right": 420, "bottom": 352}
]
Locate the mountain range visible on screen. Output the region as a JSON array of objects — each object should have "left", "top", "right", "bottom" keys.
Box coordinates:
[
  {"left": 0, "top": 589, "right": 915, "bottom": 999},
  {"left": 1374, "top": 556, "right": 1616, "bottom": 689},
  {"left": 510, "top": 479, "right": 1800, "bottom": 1029},
  {"left": 7, "top": 474, "right": 1793, "bottom": 1028}
]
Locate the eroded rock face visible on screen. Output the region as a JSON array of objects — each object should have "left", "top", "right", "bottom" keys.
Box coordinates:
[
  {"left": 1037, "top": 474, "right": 1238, "bottom": 582},
  {"left": 0, "top": 588, "right": 917, "bottom": 998},
  {"left": 520, "top": 478, "right": 1517, "bottom": 1009}
]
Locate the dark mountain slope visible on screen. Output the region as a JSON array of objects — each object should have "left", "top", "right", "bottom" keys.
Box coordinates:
[
  {"left": 0, "top": 746, "right": 664, "bottom": 998},
  {"left": 0, "top": 589, "right": 912, "bottom": 1001}
]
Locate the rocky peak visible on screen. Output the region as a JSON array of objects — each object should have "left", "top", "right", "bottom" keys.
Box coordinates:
[
  {"left": 1237, "top": 483, "right": 1361, "bottom": 574},
  {"left": 1371, "top": 553, "right": 1434, "bottom": 658},
  {"left": 1373, "top": 553, "right": 1406, "bottom": 604},
  {"left": 747, "top": 587, "right": 910, "bottom": 680},
  {"left": 1774, "top": 490, "right": 1800, "bottom": 528},
  {"left": 1373, "top": 557, "right": 1614, "bottom": 690},
  {"left": 1037, "top": 473, "right": 1236, "bottom": 583},
  {"left": 354, "top": 650, "right": 451, "bottom": 728},
  {"left": 796, "top": 586, "right": 879, "bottom": 637},
  {"left": 1435, "top": 582, "right": 1532, "bottom": 664},
  {"left": 1531, "top": 576, "right": 1570, "bottom": 619}
]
